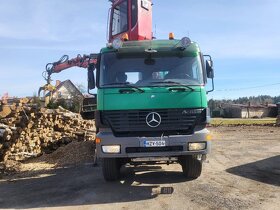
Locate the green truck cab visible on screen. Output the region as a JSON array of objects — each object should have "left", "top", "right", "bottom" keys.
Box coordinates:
[{"left": 89, "top": 37, "right": 214, "bottom": 181}]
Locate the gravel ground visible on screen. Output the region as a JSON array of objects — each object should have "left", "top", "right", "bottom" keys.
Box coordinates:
[{"left": 0, "top": 126, "right": 279, "bottom": 210}]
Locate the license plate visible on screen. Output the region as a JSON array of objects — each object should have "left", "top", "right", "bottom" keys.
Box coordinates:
[{"left": 144, "top": 140, "right": 166, "bottom": 147}]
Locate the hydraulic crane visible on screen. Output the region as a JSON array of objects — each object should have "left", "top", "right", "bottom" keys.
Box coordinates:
[
  {"left": 38, "top": 54, "right": 98, "bottom": 99},
  {"left": 39, "top": 0, "right": 152, "bottom": 101}
]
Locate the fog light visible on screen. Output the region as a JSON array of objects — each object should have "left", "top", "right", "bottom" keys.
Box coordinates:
[
  {"left": 102, "top": 145, "right": 121, "bottom": 154},
  {"left": 188, "top": 142, "right": 206, "bottom": 151}
]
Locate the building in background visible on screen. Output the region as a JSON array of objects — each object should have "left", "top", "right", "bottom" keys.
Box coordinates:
[
  {"left": 51, "top": 80, "right": 83, "bottom": 101},
  {"left": 220, "top": 103, "right": 278, "bottom": 118},
  {"left": 47, "top": 80, "right": 84, "bottom": 112}
]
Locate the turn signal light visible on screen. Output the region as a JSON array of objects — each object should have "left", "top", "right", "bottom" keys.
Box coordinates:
[
  {"left": 95, "top": 137, "right": 101, "bottom": 144},
  {"left": 206, "top": 134, "right": 213, "bottom": 141},
  {"left": 122, "top": 33, "right": 129, "bottom": 41},
  {"left": 169, "top": 32, "right": 175, "bottom": 40}
]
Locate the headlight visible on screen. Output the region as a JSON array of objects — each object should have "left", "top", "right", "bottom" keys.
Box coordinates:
[
  {"left": 102, "top": 145, "right": 121, "bottom": 154},
  {"left": 188, "top": 142, "right": 206, "bottom": 151}
]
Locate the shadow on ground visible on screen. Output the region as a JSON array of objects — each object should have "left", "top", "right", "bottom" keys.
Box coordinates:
[
  {"left": 226, "top": 155, "right": 280, "bottom": 186},
  {"left": 0, "top": 164, "right": 187, "bottom": 209}
]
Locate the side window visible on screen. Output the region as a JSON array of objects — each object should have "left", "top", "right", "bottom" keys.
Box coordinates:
[
  {"left": 112, "top": 1, "right": 128, "bottom": 36},
  {"left": 192, "top": 61, "right": 199, "bottom": 80},
  {"left": 131, "top": 0, "right": 138, "bottom": 28}
]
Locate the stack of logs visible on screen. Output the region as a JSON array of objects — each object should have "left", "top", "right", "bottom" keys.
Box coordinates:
[{"left": 0, "top": 98, "right": 95, "bottom": 162}]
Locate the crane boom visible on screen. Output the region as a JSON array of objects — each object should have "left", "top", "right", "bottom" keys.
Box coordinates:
[
  {"left": 46, "top": 54, "right": 98, "bottom": 75},
  {"left": 39, "top": 54, "right": 98, "bottom": 101}
]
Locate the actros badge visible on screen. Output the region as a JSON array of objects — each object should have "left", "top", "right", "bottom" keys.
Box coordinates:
[{"left": 146, "top": 112, "right": 161, "bottom": 127}]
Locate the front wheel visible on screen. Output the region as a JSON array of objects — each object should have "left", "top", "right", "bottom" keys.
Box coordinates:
[
  {"left": 180, "top": 155, "right": 202, "bottom": 179},
  {"left": 102, "top": 158, "right": 121, "bottom": 181}
]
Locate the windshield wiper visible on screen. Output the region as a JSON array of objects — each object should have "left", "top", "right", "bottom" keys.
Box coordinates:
[
  {"left": 150, "top": 81, "right": 195, "bottom": 91},
  {"left": 103, "top": 82, "right": 145, "bottom": 93}
]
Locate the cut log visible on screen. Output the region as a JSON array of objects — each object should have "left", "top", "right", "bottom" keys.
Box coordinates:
[
  {"left": 20, "top": 98, "right": 30, "bottom": 104},
  {"left": 0, "top": 105, "right": 12, "bottom": 118}
]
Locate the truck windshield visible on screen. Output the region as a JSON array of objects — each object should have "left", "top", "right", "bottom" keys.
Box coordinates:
[{"left": 99, "top": 52, "right": 204, "bottom": 87}]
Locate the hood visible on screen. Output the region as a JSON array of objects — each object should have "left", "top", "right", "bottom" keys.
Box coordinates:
[{"left": 98, "top": 86, "right": 207, "bottom": 110}]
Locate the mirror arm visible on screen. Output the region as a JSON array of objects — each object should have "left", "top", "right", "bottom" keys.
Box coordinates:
[
  {"left": 207, "top": 78, "right": 215, "bottom": 94},
  {"left": 203, "top": 54, "right": 212, "bottom": 62},
  {"left": 88, "top": 86, "right": 95, "bottom": 96}
]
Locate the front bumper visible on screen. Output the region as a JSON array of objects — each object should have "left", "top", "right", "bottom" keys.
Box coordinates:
[{"left": 96, "top": 128, "right": 212, "bottom": 158}]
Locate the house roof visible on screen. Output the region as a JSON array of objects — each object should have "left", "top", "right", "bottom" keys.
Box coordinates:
[{"left": 46, "top": 80, "right": 83, "bottom": 97}]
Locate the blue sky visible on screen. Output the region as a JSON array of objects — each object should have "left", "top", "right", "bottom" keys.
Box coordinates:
[{"left": 0, "top": 0, "right": 280, "bottom": 99}]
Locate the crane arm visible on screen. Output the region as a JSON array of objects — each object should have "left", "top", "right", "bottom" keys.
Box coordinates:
[
  {"left": 42, "top": 53, "right": 98, "bottom": 85},
  {"left": 46, "top": 54, "right": 98, "bottom": 76}
]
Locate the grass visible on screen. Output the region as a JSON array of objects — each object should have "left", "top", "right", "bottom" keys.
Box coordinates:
[{"left": 210, "top": 118, "right": 277, "bottom": 126}]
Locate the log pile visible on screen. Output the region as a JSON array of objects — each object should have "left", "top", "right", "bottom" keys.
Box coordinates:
[{"left": 0, "top": 98, "right": 95, "bottom": 162}]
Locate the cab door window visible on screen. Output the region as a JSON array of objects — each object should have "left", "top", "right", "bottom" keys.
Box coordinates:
[{"left": 112, "top": 1, "right": 128, "bottom": 36}]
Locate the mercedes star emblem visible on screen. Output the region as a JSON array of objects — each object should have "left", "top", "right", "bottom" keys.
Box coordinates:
[{"left": 146, "top": 112, "right": 161, "bottom": 128}]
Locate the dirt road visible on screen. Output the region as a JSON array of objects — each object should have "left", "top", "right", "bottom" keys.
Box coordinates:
[{"left": 0, "top": 126, "right": 279, "bottom": 210}]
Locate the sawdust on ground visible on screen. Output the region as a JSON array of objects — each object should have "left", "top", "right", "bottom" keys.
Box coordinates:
[{"left": 1, "top": 140, "right": 95, "bottom": 179}]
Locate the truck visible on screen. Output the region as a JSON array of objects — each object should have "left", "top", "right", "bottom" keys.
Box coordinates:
[
  {"left": 42, "top": 0, "right": 214, "bottom": 181},
  {"left": 87, "top": 34, "right": 214, "bottom": 180}
]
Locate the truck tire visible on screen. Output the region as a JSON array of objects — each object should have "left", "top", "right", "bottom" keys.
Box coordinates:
[
  {"left": 181, "top": 155, "right": 202, "bottom": 179},
  {"left": 102, "top": 158, "right": 121, "bottom": 181}
]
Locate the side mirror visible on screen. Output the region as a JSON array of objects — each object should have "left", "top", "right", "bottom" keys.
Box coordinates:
[
  {"left": 206, "top": 60, "right": 214, "bottom": 79},
  {"left": 88, "top": 68, "right": 95, "bottom": 90},
  {"left": 203, "top": 54, "right": 215, "bottom": 93}
]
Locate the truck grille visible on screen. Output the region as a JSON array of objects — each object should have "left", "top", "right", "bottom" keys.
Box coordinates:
[{"left": 101, "top": 108, "right": 205, "bottom": 137}]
